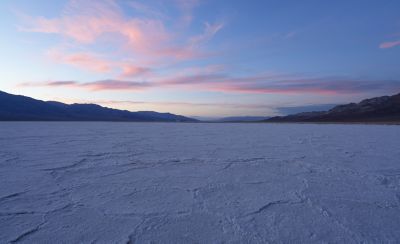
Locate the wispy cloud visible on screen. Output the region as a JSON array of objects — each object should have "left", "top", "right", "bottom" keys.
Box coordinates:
[
  {"left": 193, "top": 75, "right": 397, "bottom": 95},
  {"left": 128, "top": 1, "right": 168, "bottom": 19},
  {"left": 21, "top": 80, "right": 150, "bottom": 91},
  {"left": 18, "top": 0, "right": 223, "bottom": 76},
  {"left": 379, "top": 40, "right": 400, "bottom": 49},
  {"left": 19, "top": 0, "right": 169, "bottom": 55},
  {"left": 16, "top": 1, "right": 399, "bottom": 98},
  {"left": 158, "top": 72, "right": 400, "bottom": 94},
  {"left": 81, "top": 80, "right": 151, "bottom": 91},
  {"left": 190, "top": 22, "right": 225, "bottom": 47},
  {"left": 175, "top": 0, "right": 201, "bottom": 27},
  {"left": 46, "top": 81, "right": 77, "bottom": 86},
  {"left": 200, "top": 76, "right": 400, "bottom": 94},
  {"left": 380, "top": 27, "right": 400, "bottom": 49},
  {"left": 48, "top": 51, "right": 113, "bottom": 73},
  {"left": 48, "top": 49, "right": 152, "bottom": 78},
  {"left": 120, "top": 66, "right": 152, "bottom": 78},
  {"left": 20, "top": 74, "right": 400, "bottom": 95}
]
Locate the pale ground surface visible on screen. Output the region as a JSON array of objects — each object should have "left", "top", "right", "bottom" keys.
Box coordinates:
[{"left": 0, "top": 122, "right": 399, "bottom": 243}]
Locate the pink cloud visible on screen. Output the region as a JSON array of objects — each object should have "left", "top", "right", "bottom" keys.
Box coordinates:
[
  {"left": 21, "top": 0, "right": 123, "bottom": 43},
  {"left": 120, "top": 65, "right": 151, "bottom": 78},
  {"left": 47, "top": 49, "right": 153, "bottom": 77},
  {"left": 18, "top": 0, "right": 225, "bottom": 80},
  {"left": 21, "top": 1, "right": 170, "bottom": 59},
  {"left": 19, "top": 0, "right": 218, "bottom": 62},
  {"left": 49, "top": 51, "right": 113, "bottom": 73},
  {"left": 30, "top": 6, "right": 168, "bottom": 53},
  {"left": 21, "top": 80, "right": 150, "bottom": 91},
  {"left": 379, "top": 40, "right": 400, "bottom": 49},
  {"left": 20, "top": 74, "right": 400, "bottom": 95}
]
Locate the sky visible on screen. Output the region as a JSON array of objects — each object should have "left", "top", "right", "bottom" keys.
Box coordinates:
[{"left": 0, "top": 0, "right": 400, "bottom": 117}]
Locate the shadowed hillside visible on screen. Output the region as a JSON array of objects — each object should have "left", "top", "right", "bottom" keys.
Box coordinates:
[
  {"left": 0, "top": 91, "right": 197, "bottom": 122},
  {"left": 266, "top": 93, "right": 400, "bottom": 123}
]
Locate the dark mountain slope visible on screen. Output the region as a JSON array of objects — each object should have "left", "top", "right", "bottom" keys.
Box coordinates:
[
  {"left": 0, "top": 91, "right": 197, "bottom": 122},
  {"left": 266, "top": 93, "right": 400, "bottom": 123}
]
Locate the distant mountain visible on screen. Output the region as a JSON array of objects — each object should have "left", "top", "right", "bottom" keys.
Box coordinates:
[
  {"left": 216, "top": 116, "right": 270, "bottom": 122},
  {"left": 276, "top": 104, "right": 338, "bottom": 115},
  {"left": 0, "top": 90, "right": 197, "bottom": 122},
  {"left": 266, "top": 93, "right": 400, "bottom": 123}
]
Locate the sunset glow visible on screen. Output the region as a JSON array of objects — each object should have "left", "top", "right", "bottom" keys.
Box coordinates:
[{"left": 1, "top": 0, "right": 400, "bottom": 117}]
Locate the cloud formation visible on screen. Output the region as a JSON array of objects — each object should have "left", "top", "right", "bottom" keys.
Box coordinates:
[
  {"left": 207, "top": 77, "right": 400, "bottom": 94},
  {"left": 48, "top": 51, "right": 113, "bottom": 73},
  {"left": 380, "top": 40, "right": 400, "bottom": 49},
  {"left": 48, "top": 49, "right": 152, "bottom": 78},
  {"left": 21, "top": 74, "right": 400, "bottom": 95},
  {"left": 16, "top": 0, "right": 399, "bottom": 100},
  {"left": 21, "top": 0, "right": 168, "bottom": 53},
  {"left": 190, "top": 22, "right": 225, "bottom": 47},
  {"left": 19, "top": 0, "right": 223, "bottom": 77},
  {"left": 22, "top": 80, "right": 150, "bottom": 91}
]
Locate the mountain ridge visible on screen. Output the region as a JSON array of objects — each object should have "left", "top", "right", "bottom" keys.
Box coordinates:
[
  {"left": 0, "top": 90, "right": 197, "bottom": 122},
  {"left": 265, "top": 92, "right": 400, "bottom": 123}
]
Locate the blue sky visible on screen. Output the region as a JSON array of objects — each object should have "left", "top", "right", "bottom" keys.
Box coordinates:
[{"left": 0, "top": 0, "right": 399, "bottom": 117}]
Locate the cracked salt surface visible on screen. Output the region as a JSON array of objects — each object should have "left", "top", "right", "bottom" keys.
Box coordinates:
[{"left": 0, "top": 122, "right": 400, "bottom": 243}]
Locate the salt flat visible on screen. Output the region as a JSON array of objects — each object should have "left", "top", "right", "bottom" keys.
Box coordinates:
[{"left": 0, "top": 122, "right": 399, "bottom": 243}]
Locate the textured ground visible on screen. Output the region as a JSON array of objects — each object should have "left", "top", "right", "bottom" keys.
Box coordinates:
[{"left": 0, "top": 122, "right": 400, "bottom": 243}]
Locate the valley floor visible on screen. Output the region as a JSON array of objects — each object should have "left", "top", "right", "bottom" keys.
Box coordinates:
[{"left": 0, "top": 122, "right": 399, "bottom": 243}]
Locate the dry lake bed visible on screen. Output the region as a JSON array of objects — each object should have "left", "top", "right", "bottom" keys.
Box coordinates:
[{"left": 1, "top": 122, "right": 400, "bottom": 243}]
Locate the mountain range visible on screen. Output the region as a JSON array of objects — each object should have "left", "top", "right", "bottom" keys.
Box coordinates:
[
  {"left": 266, "top": 92, "right": 400, "bottom": 123},
  {"left": 0, "top": 90, "right": 197, "bottom": 122},
  {"left": 1, "top": 90, "right": 399, "bottom": 123}
]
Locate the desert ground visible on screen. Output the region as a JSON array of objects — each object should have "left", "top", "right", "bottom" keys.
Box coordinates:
[{"left": 1, "top": 122, "right": 399, "bottom": 243}]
